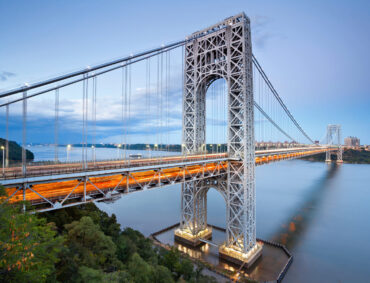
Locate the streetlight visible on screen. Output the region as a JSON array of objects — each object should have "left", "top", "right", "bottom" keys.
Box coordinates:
[
  {"left": 154, "top": 144, "right": 158, "bottom": 161},
  {"left": 1, "top": 146, "right": 4, "bottom": 175},
  {"left": 181, "top": 144, "right": 186, "bottom": 161},
  {"left": 66, "top": 144, "right": 71, "bottom": 163},
  {"left": 117, "top": 144, "right": 121, "bottom": 159},
  {"left": 91, "top": 145, "right": 95, "bottom": 164},
  {"left": 146, "top": 144, "right": 151, "bottom": 158},
  {"left": 210, "top": 144, "right": 213, "bottom": 154}
]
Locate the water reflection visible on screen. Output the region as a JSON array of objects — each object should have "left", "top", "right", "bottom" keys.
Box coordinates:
[{"left": 270, "top": 162, "right": 340, "bottom": 249}]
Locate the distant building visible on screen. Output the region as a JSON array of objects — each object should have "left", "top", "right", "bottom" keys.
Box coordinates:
[{"left": 344, "top": 136, "right": 360, "bottom": 147}]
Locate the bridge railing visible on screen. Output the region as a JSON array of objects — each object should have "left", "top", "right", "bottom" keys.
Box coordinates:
[{"left": 0, "top": 153, "right": 228, "bottom": 180}]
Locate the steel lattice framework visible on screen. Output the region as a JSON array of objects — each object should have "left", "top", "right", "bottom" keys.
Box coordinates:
[
  {"left": 179, "top": 13, "right": 258, "bottom": 255},
  {"left": 325, "top": 124, "right": 343, "bottom": 162}
]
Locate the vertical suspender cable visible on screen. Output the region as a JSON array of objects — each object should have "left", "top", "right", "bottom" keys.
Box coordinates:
[
  {"left": 82, "top": 73, "right": 89, "bottom": 169},
  {"left": 85, "top": 74, "right": 88, "bottom": 166},
  {"left": 160, "top": 52, "right": 163, "bottom": 154},
  {"left": 165, "top": 51, "right": 168, "bottom": 152},
  {"left": 82, "top": 76, "right": 85, "bottom": 166},
  {"left": 181, "top": 45, "right": 184, "bottom": 155},
  {"left": 54, "top": 88, "right": 59, "bottom": 163},
  {"left": 121, "top": 66, "right": 125, "bottom": 160},
  {"left": 5, "top": 104, "right": 9, "bottom": 167},
  {"left": 124, "top": 63, "right": 128, "bottom": 162},
  {"left": 166, "top": 51, "right": 170, "bottom": 152},
  {"left": 92, "top": 75, "right": 97, "bottom": 163},
  {"left": 128, "top": 61, "right": 132, "bottom": 157},
  {"left": 156, "top": 55, "right": 160, "bottom": 153},
  {"left": 22, "top": 90, "right": 27, "bottom": 176},
  {"left": 124, "top": 62, "right": 128, "bottom": 161},
  {"left": 147, "top": 58, "right": 151, "bottom": 156}
]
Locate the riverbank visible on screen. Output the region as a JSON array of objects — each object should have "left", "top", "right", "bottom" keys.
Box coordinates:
[
  {"left": 42, "top": 203, "right": 218, "bottom": 282},
  {"left": 301, "top": 149, "right": 370, "bottom": 164},
  {"left": 0, "top": 197, "right": 219, "bottom": 282},
  {"left": 0, "top": 138, "right": 34, "bottom": 164}
]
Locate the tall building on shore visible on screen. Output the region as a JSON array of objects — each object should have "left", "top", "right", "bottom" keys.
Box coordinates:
[{"left": 344, "top": 136, "right": 360, "bottom": 147}]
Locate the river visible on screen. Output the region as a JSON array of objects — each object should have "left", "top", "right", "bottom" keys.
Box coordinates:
[{"left": 29, "top": 145, "right": 370, "bottom": 282}]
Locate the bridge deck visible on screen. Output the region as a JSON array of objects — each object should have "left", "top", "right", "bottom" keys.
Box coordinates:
[{"left": 0, "top": 147, "right": 331, "bottom": 212}]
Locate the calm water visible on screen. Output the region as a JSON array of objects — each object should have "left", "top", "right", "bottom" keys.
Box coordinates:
[
  {"left": 31, "top": 146, "right": 370, "bottom": 282},
  {"left": 29, "top": 145, "right": 178, "bottom": 162}
]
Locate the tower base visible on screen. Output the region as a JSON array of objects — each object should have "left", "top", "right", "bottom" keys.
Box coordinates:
[
  {"left": 325, "top": 159, "right": 332, "bottom": 163},
  {"left": 219, "top": 242, "right": 263, "bottom": 269},
  {"left": 336, "top": 160, "right": 343, "bottom": 163},
  {"left": 174, "top": 226, "right": 212, "bottom": 247}
]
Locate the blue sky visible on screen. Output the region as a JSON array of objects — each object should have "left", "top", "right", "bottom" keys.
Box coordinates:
[{"left": 0, "top": 0, "right": 369, "bottom": 145}]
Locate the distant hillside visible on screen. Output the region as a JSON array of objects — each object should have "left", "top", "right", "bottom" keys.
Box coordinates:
[
  {"left": 0, "top": 138, "right": 34, "bottom": 164},
  {"left": 301, "top": 149, "right": 370, "bottom": 164}
]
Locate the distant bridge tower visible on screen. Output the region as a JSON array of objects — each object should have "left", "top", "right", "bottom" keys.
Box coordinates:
[
  {"left": 175, "top": 13, "right": 262, "bottom": 267},
  {"left": 325, "top": 124, "right": 343, "bottom": 163}
]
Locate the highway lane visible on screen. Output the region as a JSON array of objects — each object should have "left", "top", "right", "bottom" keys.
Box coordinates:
[
  {"left": 2, "top": 148, "right": 328, "bottom": 207},
  {"left": 0, "top": 146, "right": 331, "bottom": 180}
]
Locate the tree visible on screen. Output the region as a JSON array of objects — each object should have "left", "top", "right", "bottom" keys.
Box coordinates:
[
  {"left": 44, "top": 203, "right": 121, "bottom": 241},
  {"left": 115, "top": 234, "right": 137, "bottom": 263},
  {"left": 178, "top": 258, "right": 194, "bottom": 280},
  {"left": 121, "top": 228, "right": 157, "bottom": 263},
  {"left": 152, "top": 265, "right": 174, "bottom": 283},
  {"left": 0, "top": 186, "right": 63, "bottom": 282},
  {"left": 127, "top": 253, "right": 153, "bottom": 283},
  {"left": 160, "top": 247, "right": 181, "bottom": 273},
  {"left": 64, "top": 216, "right": 120, "bottom": 271},
  {"left": 78, "top": 266, "right": 104, "bottom": 283}
]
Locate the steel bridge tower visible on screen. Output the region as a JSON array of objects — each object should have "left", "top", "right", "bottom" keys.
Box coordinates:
[
  {"left": 325, "top": 124, "right": 343, "bottom": 163},
  {"left": 175, "top": 13, "right": 262, "bottom": 267}
]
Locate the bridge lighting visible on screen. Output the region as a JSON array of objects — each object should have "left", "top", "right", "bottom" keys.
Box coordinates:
[
  {"left": 117, "top": 144, "right": 122, "bottom": 159},
  {"left": 66, "top": 144, "right": 71, "bottom": 162}
]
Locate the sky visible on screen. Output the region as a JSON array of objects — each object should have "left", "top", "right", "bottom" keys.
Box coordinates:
[{"left": 0, "top": 0, "right": 369, "bottom": 145}]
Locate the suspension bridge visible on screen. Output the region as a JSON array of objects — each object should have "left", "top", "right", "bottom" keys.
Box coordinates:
[{"left": 0, "top": 13, "right": 342, "bottom": 267}]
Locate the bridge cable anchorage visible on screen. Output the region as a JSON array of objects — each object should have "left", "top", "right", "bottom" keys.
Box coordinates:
[{"left": 252, "top": 55, "right": 314, "bottom": 144}]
